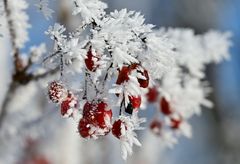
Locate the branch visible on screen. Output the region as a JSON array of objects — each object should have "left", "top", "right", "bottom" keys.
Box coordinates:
[
  {"left": 31, "top": 67, "right": 59, "bottom": 81},
  {"left": 0, "top": 67, "right": 59, "bottom": 129},
  {"left": 3, "top": 0, "right": 21, "bottom": 72}
]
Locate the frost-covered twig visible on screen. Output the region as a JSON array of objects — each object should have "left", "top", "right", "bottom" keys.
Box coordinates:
[{"left": 35, "top": 0, "right": 54, "bottom": 20}]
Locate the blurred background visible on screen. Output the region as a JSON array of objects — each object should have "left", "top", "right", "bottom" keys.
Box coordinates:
[{"left": 0, "top": 0, "right": 240, "bottom": 164}]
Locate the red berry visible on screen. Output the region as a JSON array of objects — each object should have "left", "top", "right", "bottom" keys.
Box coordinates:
[
  {"left": 146, "top": 87, "right": 159, "bottom": 103},
  {"left": 129, "top": 63, "right": 149, "bottom": 88},
  {"left": 85, "top": 49, "right": 99, "bottom": 71},
  {"left": 112, "top": 120, "right": 127, "bottom": 139},
  {"left": 170, "top": 117, "right": 182, "bottom": 129},
  {"left": 160, "top": 97, "right": 172, "bottom": 115},
  {"left": 137, "top": 69, "right": 149, "bottom": 88},
  {"left": 95, "top": 103, "right": 112, "bottom": 128},
  {"left": 116, "top": 66, "right": 131, "bottom": 85},
  {"left": 82, "top": 101, "right": 94, "bottom": 119},
  {"left": 83, "top": 101, "right": 112, "bottom": 128},
  {"left": 48, "top": 81, "right": 67, "bottom": 103},
  {"left": 78, "top": 118, "right": 91, "bottom": 138},
  {"left": 125, "top": 96, "right": 141, "bottom": 114},
  {"left": 60, "top": 92, "right": 77, "bottom": 117},
  {"left": 116, "top": 63, "right": 149, "bottom": 88},
  {"left": 150, "top": 119, "right": 162, "bottom": 136},
  {"left": 129, "top": 96, "right": 141, "bottom": 109}
]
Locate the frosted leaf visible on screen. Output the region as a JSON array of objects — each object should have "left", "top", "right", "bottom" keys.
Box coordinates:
[
  {"left": 202, "top": 30, "right": 232, "bottom": 63},
  {"left": 141, "top": 33, "right": 175, "bottom": 79},
  {"left": 71, "top": 0, "right": 107, "bottom": 24},
  {"left": 45, "top": 23, "right": 66, "bottom": 41},
  {"left": 117, "top": 112, "right": 145, "bottom": 160},
  {"left": 178, "top": 121, "right": 192, "bottom": 138},
  {"left": 91, "top": 9, "right": 156, "bottom": 68}
]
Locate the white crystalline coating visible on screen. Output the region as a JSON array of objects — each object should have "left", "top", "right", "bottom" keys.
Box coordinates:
[
  {"left": 45, "top": 23, "right": 66, "bottom": 41},
  {"left": 202, "top": 30, "right": 232, "bottom": 63},
  {"left": 142, "top": 33, "right": 175, "bottom": 79},
  {"left": 7, "top": 0, "right": 31, "bottom": 48},
  {"left": 62, "top": 38, "right": 87, "bottom": 73},
  {"left": 154, "top": 28, "right": 232, "bottom": 147},
  {"left": 42, "top": 1, "right": 232, "bottom": 161},
  {"left": 0, "top": 0, "right": 234, "bottom": 162},
  {"left": 35, "top": 0, "right": 54, "bottom": 20},
  {"left": 117, "top": 112, "right": 145, "bottom": 160},
  {"left": 158, "top": 28, "right": 232, "bottom": 78},
  {"left": 71, "top": 0, "right": 107, "bottom": 24},
  {"left": 30, "top": 43, "right": 47, "bottom": 63},
  {"left": 91, "top": 9, "right": 171, "bottom": 72}
]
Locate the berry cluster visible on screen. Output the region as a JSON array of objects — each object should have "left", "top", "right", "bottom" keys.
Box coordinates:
[
  {"left": 47, "top": 47, "right": 188, "bottom": 159},
  {"left": 145, "top": 87, "right": 183, "bottom": 136},
  {"left": 48, "top": 81, "right": 78, "bottom": 118},
  {"left": 116, "top": 63, "right": 149, "bottom": 114},
  {"left": 48, "top": 47, "right": 149, "bottom": 142}
]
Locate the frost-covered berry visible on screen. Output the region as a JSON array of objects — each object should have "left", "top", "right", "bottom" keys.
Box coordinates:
[
  {"left": 170, "top": 117, "right": 182, "bottom": 129},
  {"left": 79, "top": 101, "right": 112, "bottom": 138},
  {"left": 150, "top": 119, "right": 162, "bottom": 136},
  {"left": 78, "top": 118, "right": 91, "bottom": 138},
  {"left": 83, "top": 101, "right": 112, "bottom": 129},
  {"left": 125, "top": 96, "right": 141, "bottom": 114},
  {"left": 85, "top": 49, "right": 99, "bottom": 71},
  {"left": 60, "top": 92, "right": 77, "bottom": 117},
  {"left": 112, "top": 119, "right": 127, "bottom": 139},
  {"left": 116, "top": 66, "right": 131, "bottom": 85},
  {"left": 116, "top": 64, "right": 149, "bottom": 88},
  {"left": 160, "top": 97, "right": 172, "bottom": 115},
  {"left": 48, "top": 81, "right": 68, "bottom": 103},
  {"left": 146, "top": 87, "right": 159, "bottom": 103},
  {"left": 137, "top": 68, "right": 149, "bottom": 88},
  {"left": 129, "top": 96, "right": 141, "bottom": 109},
  {"left": 130, "top": 63, "right": 149, "bottom": 88}
]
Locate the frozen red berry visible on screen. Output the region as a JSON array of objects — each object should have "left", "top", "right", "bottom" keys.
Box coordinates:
[
  {"left": 83, "top": 101, "right": 112, "bottom": 128},
  {"left": 125, "top": 96, "right": 141, "bottom": 114},
  {"left": 116, "top": 63, "right": 149, "bottom": 88},
  {"left": 78, "top": 118, "right": 91, "bottom": 138},
  {"left": 95, "top": 104, "right": 112, "bottom": 128},
  {"left": 170, "top": 117, "right": 182, "bottom": 129},
  {"left": 146, "top": 87, "right": 159, "bottom": 103},
  {"left": 116, "top": 66, "right": 131, "bottom": 85},
  {"left": 129, "top": 96, "right": 141, "bottom": 109},
  {"left": 48, "top": 81, "right": 67, "bottom": 103},
  {"left": 112, "top": 119, "right": 127, "bottom": 139},
  {"left": 129, "top": 63, "right": 149, "bottom": 88},
  {"left": 160, "top": 97, "right": 172, "bottom": 115},
  {"left": 137, "top": 68, "right": 149, "bottom": 88},
  {"left": 150, "top": 119, "right": 162, "bottom": 136},
  {"left": 60, "top": 92, "right": 77, "bottom": 117},
  {"left": 85, "top": 48, "right": 99, "bottom": 72}
]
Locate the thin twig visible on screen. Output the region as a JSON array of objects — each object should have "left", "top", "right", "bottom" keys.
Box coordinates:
[
  {"left": 119, "top": 98, "right": 124, "bottom": 116},
  {"left": 31, "top": 67, "right": 59, "bottom": 81}
]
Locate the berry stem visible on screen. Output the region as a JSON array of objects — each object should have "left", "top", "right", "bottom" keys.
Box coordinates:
[{"left": 119, "top": 99, "right": 124, "bottom": 116}]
